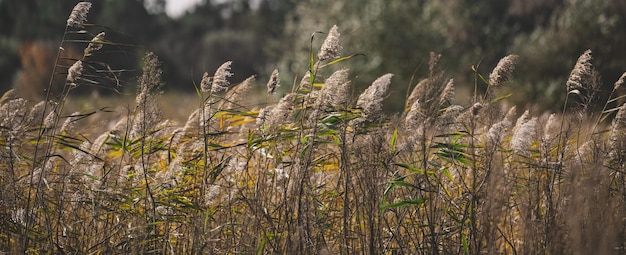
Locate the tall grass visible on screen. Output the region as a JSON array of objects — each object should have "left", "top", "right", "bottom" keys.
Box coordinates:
[{"left": 1, "top": 2, "right": 626, "bottom": 254}]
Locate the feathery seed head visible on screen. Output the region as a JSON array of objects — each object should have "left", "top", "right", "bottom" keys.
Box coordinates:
[
  {"left": 136, "top": 52, "right": 163, "bottom": 106},
  {"left": 438, "top": 105, "right": 464, "bottom": 127},
  {"left": 428, "top": 52, "right": 442, "bottom": 76},
  {"left": 267, "top": 69, "right": 280, "bottom": 94},
  {"left": 223, "top": 75, "right": 256, "bottom": 109},
  {"left": 256, "top": 106, "right": 271, "bottom": 126},
  {"left": 183, "top": 109, "right": 200, "bottom": 133},
  {"left": 318, "top": 25, "right": 342, "bottom": 61},
  {"left": 513, "top": 109, "right": 530, "bottom": 131},
  {"left": 504, "top": 105, "right": 518, "bottom": 124},
  {"left": 138, "top": 52, "right": 162, "bottom": 91},
  {"left": 268, "top": 93, "right": 296, "bottom": 127},
  {"left": 354, "top": 73, "right": 393, "bottom": 125},
  {"left": 405, "top": 78, "right": 428, "bottom": 111},
  {"left": 612, "top": 103, "right": 626, "bottom": 132},
  {"left": 61, "top": 112, "right": 80, "bottom": 134},
  {"left": 67, "top": 2, "right": 92, "bottom": 28},
  {"left": 67, "top": 60, "right": 83, "bottom": 86},
  {"left": 317, "top": 68, "right": 351, "bottom": 109},
  {"left": 26, "top": 101, "right": 46, "bottom": 123},
  {"left": 357, "top": 73, "right": 393, "bottom": 112},
  {"left": 489, "top": 54, "right": 518, "bottom": 87},
  {"left": 542, "top": 113, "right": 559, "bottom": 142},
  {"left": 0, "top": 98, "right": 26, "bottom": 127},
  {"left": 566, "top": 49, "right": 593, "bottom": 92},
  {"left": 439, "top": 79, "right": 455, "bottom": 106},
  {"left": 212, "top": 61, "right": 233, "bottom": 93},
  {"left": 84, "top": 32, "right": 105, "bottom": 57},
  {"left": 405, "top": 99, "right": 423, "bottom": 127},
  {"left": 486, "top": 106, "right": 517, "bottom": 149},
  {"left": 232, "top": 75, "right": 255, "bottom": 98},
  {"left": 200, "top": 72, "right": 211, "bottom": 93},
  {"left": 44, "top": 111, "right": 57, "bottom": 129},
  {"left": 0, "top": 89, "right": 17, "bottom": 105},
  {"left": 486, "top": 121, "right": 509, "bottom": 150},
  {"left": 203, "top": 185, "right": 222, "bottom": 206},
  {"left": 609, "top": 103, "right": 626, "bottom": 150},
  {"left": 511, "top": 117, "right": 537, "bottom": 154},
  {"left": 576, "top": 140, "right": 594, "bottom": 164}
]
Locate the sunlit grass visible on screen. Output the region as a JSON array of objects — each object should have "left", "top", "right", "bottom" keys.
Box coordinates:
[{"left": 1, "top": 2, "right": 626, "bottom": 254}]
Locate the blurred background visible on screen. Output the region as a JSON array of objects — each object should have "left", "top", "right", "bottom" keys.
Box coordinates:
[{"left": 1, "top": 0, "right": 626, "bottom": 112}]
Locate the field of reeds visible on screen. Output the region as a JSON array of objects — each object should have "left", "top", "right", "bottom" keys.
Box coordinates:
[{"left": 2, "top": 2, "right": 626, "bottom": 254}]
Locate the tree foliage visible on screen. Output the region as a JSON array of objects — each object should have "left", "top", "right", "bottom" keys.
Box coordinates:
[{"left": 1, "top": 0, "right": 625, "bottom": 110}]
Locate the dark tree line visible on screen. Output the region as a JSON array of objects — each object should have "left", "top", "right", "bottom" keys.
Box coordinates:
[{"left": 1, "top": 0, "right": 625, "bottom": 110}]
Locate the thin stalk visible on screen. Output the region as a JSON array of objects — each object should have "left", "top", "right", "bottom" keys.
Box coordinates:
[
  {"left": 22, "top": 25, "right": 69, "bottom": 252},
  {"left": 590, "top": 87, "right": 617, "bottom": 138}
]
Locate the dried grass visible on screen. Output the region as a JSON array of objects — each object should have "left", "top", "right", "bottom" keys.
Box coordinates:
[{"left": 1, "top": 6, "right": 626, "bottom": 254}]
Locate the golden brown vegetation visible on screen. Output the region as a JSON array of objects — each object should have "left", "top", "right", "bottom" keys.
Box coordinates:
[{"left": 1, "top": 2, "right": 626, "bottom": 254}]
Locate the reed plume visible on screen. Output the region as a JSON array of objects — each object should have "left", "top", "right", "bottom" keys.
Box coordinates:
[
  {"left": 566, "top": 49, "right": 593, "bottom": 93},
  {"left": 353, "top": 73, "right": 393, "bottom": 125},
  {"left": 318, "top": 25, "right": 342, "bottom": 61},
  {"left": 200, "top": 72, "right": 211, "bottom": 93},
  {"left": 66, "top": 2, "right": 92, "bottom": 28},
  {"left": 489, "top": 54, "right": 518, "bottom": 87},
  {"left": 135, "top": 52, "right": 162, "bottom": 106},
  {"left": 438, "top": 78, "right": 455, "bottom": 107},
  {"left": 223, "top": 75, "right": 256, "bottom": 109},
  {"left": 66, "top": 60, "right": 83, "bottom": 86},
  {"left": 267, "top": 93, "right": 296, "bottom": 127},
  {"left": 315, "top": 68, "right": 351, "bottom": 111},
  {"left": 212, "top": 61, "right": 233, "bottom": 93},
  {"left": 84, "top": 32, "right": 105, "bottom": 57},
  {"left": 267, "top": 69, "right": 280, "bottom": 94}
]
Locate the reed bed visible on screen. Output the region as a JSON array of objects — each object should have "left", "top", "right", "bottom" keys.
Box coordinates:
[{"left": 1, "top": 2, "right": 625, "bottom": 254}]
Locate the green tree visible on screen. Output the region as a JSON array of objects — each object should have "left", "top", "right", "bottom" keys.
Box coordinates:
[
  {"left": 278, "top": 0, "right": 626, "bottom": 111},
  {"left": 511, "top": 0, "right": 626, "bottom": 110}
]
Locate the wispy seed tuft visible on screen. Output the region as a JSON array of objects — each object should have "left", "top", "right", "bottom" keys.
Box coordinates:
[
  {"left": 61, "top": 112, "right": 81, "bottom": 134},
  {"left": 0, "top": 89, "right": 16, "bottom": 105},
  {"left": 136, "top": 52, "right": 162, "bottom": 106},
  {"left": 267, "top": 69, "right": 280, "bottom": 94},
  {"left": 489, "top": 54, "right": 518, "bottom": 87},
  {"left": 67, "top": 60, "right": 83, "bottom": 86},
  {"left": 223, "top": 75, "right": 256, "bottom": 109},
  {"left": 405, "top": 79, "right": 428, "bottom": 112},
  {"left": 84, "top": 32, "right": 105, "bottom": 57},
  {"left": 511, "top": 117, "right": 537, "bottom": 154},
  {"left": 608, "top": 103, "right": 626, "bottom": 159},
  {"left": 316, "top": 68, "right": 350, "bottom": 110},
  {"left": 200, "top": 72, "right": 211, "bottom": 93},
  {"left": 267, "top": 93, "right": 296, "bottom": 127},
  {"left": 542, "top": 113, "right": 559, "bottom": 143},
  {"left": 355, "top": 73, "right": 393, "bottom": 124},
  {"left": 318, "top": 25, "right": 342, "bottom": 61},
  {"left": 212, "top": 61, "right": 233, "bottom": 93},
  {"left": 44, "top": 111, "right": 57, "bottom": 130},
  {"left": 566, "top": 49, "right": 593, "bottom": 92},
  {"left": 67, "top": 2, "right": 92, "bottom": 28},
  {"left": 405, "top": 99, "right": 423, "bottom": 128},
  {"left": 438, "top": 79, "right": 455, "bottom": 107}
]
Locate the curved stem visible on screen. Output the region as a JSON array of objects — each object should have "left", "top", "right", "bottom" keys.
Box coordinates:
[{"left": 22, "top": 26, "right": 69, "bottom": 252}]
